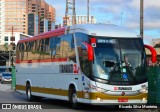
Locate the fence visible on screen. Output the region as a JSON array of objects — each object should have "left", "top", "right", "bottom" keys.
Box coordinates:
[{"left": 148, "top": 66, "right": 160, "bottom": 104}]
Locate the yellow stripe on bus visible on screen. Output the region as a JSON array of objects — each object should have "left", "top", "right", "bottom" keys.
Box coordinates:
[{"left": 16, "top": 85, "right": 147, "bottom": 100}]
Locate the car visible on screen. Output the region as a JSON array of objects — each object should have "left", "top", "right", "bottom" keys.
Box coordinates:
[
  {"left": 0, "top": 72, "right": 12, "bottom": 84},
  {"left": 0, "top": 66, "right": 12, "bottom": 81}
]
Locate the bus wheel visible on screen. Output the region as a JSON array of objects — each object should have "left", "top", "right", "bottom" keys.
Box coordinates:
[
  {"left": 26, "top": 84, "right": 34, "bottom": 101},
  {"left": 70, "top": 88, "right": 80, "bottom": 109}
]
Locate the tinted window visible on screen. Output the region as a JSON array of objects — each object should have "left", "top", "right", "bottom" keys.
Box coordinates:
[{"left": 2, "top": 73, "right": 11, "bottom": 77}]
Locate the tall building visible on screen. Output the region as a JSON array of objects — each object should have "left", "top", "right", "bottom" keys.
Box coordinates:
[
  {"left": 27, "top": 0, "right": 55, "bottom": 35},
  {"left": 0, "top": 0, "right": 55, "bottom": 45},
  {"left": 63, "top": 15, "right": 96, "bottom": 26},
  {"left": 0, "top": 0, "right": 27, "bottom": 46}
]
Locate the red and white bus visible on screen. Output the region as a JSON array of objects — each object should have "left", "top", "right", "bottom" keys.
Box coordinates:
[{"left": 16, "top": 24, "right": 157, "bottom": 108}]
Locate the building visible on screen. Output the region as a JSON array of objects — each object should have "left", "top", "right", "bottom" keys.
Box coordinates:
[
  {"left": 0, "top": 0, "right": 55, "bottom": 46},
  {"left": 152, "top": 38, "right": 160, "bottom": 47},
  {"left": 28, "top": 14, "right": 39, "bottom": 36},
  {"left": 0, "top": 0, "right": 55, "bottom": 66},
  {"left": 76, "top": 15, "right": 96, "bottom": 24},
  {"left": 27, "top": 0, "right": 55, "bottom": 35},
  {"left": 0, "top": 0, "right": 27, "bottom": 46},
  {"left": 63, "top": 15, "right": 96, "bottom": 26}
]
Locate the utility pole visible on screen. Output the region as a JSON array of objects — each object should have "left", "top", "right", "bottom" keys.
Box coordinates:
[
  {"left": 65, "top": 0, "right": 76, "bottom": 26},
  {"left": 11, "top": 26, "right": 15, "bottom": 66},
  {"left": 140, "top": 0, "right": 143, "bottom": 39},
  {"left": 9, "top": 26, "right": 14, "bottom": 66},
  {"left": 87, "top": 0, "right": 89, "bottom": 23}
]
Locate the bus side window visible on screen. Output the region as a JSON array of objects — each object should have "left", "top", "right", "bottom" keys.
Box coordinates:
[
  {"left": 39, "top": 39, "right": 45, "bottom": 59},
  {"left": 16, "top": 43, "right": 20, "bottom": 61},
  {"left": 27, "top": 41, "right": 35, "bottom": 60},
  {"left": 78, "top": 45, "right": 90, "bottom": 77},
  {"left": 20, "top": 43, "right": 25, "bottom": 60},
  {"left": 43, "top": 38, "right": 50, "bottom": 59},
  {"left": 22, "top": 42, "right": 27, "bottom": 60},
  {"left": 34, "top": 40, "right": 41, "bottom": 59},
  {"left": 68, "top": 34, "right": 76, "bottom": 62},
  {"left": 60, "top": 34, "right": 76, "bottom": 62},
  {"left": 50, "top": 37, "right": 60, "bottom": 58}
]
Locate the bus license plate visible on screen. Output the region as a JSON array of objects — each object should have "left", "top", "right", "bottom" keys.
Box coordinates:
[{"left": 118, "top": 98, "right": 128, "bottom": 102}]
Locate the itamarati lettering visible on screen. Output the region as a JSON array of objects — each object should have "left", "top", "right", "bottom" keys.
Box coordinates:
[
  {"left": 59, "top": 64, "right": 73, "bottom": 73},
  {"left": 118, "top": 87, "right": 132, "bottom": 90}
]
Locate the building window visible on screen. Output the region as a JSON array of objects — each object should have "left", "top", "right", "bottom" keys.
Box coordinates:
[
  {"left": 5, "top": 36, "right": 8, "bottom": 41},
  {"left": 11, "top": 36, "right": 15, "bottom": 41}
]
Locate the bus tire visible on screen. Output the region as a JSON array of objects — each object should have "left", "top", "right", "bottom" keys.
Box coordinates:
[
  {"left": 26, "top": 83, "right": 34, "bottom": 102},
  {"left": 69, "top": 87, "right": 80, "bottom": 109}
]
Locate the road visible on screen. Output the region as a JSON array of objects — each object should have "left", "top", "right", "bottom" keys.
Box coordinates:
[{"left": 0, "top": 84, "right": 159, "bottom": 112}]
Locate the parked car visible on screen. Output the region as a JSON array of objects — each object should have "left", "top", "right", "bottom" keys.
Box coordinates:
[
  {"left": 0, "top": 66, "right": 12, "bottom": 81},
  {"left": 0, "top": 72, "right": 12, "bottom": 84}
]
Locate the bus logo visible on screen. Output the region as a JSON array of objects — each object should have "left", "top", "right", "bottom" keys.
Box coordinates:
[{"left": 114, "top": 87, "right": 118, "bottom": 90}]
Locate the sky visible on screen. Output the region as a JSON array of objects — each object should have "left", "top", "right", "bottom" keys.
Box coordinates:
[{"left": 45, "top": 0, "right": 160, "bottom": 45}]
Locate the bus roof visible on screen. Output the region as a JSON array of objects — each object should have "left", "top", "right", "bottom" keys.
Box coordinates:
[
  {"left": 18, "top": 28, "right": 65, "bottom": 43},
  {"left": 18, "top": 24, "right": 140, "bottom": 43},
  {"left": 68, "top": 24, "right": 140, "bottom": 38}
]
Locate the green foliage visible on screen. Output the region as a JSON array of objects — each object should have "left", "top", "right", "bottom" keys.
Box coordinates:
[{"left": 4, "top": 43, "right": 8, "bottom": 50}]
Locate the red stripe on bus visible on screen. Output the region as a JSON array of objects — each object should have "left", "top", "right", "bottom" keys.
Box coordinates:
[
  {"left": 16, "top": 58, "right": 68, "bottom": 64},
  {"left": 18, "top": 28, "right": 65, "bottom": 43}
]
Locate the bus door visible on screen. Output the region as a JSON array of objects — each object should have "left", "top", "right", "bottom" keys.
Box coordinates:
[{"left": 78, "top": 43, "right": 93, "bottom": 99}]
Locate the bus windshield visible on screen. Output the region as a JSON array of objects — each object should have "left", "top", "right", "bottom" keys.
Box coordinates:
[{"left": 92, "top": 37, "right": 147, "bottom": 85}]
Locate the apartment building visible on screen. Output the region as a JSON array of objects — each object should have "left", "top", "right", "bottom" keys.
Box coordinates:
[
  {"left": 27, "top": 0, "right": 55, "bottom": 35},
  {"left": 0, "top": 0, "right": 55, "bottom": 45},
  {"left": 63, "top": 15, "right": 96, "bottom": 26},
  {"left": 0, "top": 0, "right": 27, "bottom": 46}
]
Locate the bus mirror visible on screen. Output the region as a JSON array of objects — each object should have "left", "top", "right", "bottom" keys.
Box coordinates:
[
  {"left": 81, "top": 43, "right": 94, "bottom": 61},
  {"left": 144, "top": 44, "right": 157, "bottom": 63}
]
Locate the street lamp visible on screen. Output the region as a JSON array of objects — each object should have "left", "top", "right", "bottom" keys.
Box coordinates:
[
  {"left": 140, "top": 0, "right": 143, "bottom": 39},
  {"left": 87, "top": 0, "right": 89, "bottom": 23}
]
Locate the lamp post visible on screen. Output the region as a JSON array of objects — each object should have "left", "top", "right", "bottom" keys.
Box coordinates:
[
  {"left": 87, "top": 0, "right": 89, "bottom": 23},
  {"left": 140, "top": 0, "right": 143, "bottom": 39}
]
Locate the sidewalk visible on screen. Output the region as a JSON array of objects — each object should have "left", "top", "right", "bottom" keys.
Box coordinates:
[{"left": 0, "top": 84, "right": 12, "bottom": 92}]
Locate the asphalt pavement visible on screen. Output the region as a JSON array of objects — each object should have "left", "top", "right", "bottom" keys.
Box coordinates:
[{"left": 0, "top": 83, "right": 12, "bottom": 92}]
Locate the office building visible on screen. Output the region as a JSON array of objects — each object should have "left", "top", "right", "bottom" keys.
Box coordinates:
[
  {"left": 0, "top": 0, "right": 55, "bottom": 46},
  {"left": 27, "top": 0, "right": 55, "bottom": 34},
  {"left": 0, "top": 0, "right": 27, "bottom": 45}
]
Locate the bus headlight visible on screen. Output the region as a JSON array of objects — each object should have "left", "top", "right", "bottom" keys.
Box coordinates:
[
  {"left": 96, "top": 87, "right": 107, "bottom": 93},
  {"left": 140, "top": 86, "right": 148, "bottom": 93},
  {"left": 88, "top": 84, "right": 108, "bottom": 93}
]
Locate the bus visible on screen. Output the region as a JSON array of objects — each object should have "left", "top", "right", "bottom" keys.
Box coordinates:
[{"left": 16, "top": 24, "right": 157, "bottom": 108}]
